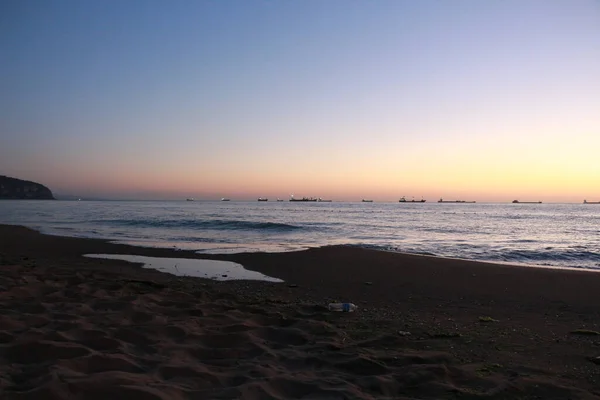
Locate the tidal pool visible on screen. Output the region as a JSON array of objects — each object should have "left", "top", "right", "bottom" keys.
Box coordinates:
[{"left": 85, "top": 254, "right": 284, "bottom": 282}]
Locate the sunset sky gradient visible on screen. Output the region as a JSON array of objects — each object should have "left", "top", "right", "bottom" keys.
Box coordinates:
[{"left": 1, "top": 0, "right": 599, "bottom": 201}]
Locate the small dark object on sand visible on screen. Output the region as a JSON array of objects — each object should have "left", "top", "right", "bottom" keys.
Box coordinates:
[{"left": 571, "top": 329, "right": 600, "bottom": 336}]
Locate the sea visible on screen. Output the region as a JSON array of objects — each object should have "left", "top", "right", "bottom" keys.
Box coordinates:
[{"left": 1, "top": 200, "right": 599, "bottom": 271}]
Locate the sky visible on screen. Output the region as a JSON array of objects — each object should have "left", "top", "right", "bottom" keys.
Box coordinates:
[{"left": 1, "top": 0, "right": 599, "bottom": 202}]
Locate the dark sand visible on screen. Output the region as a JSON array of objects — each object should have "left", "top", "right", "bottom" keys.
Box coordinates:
[{"left": 1, "top": 224, "right": 599, "bottom": 399}]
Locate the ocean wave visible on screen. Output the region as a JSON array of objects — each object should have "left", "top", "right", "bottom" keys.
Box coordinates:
[
  {"left": 419, "top": 226, "right": 479, "bottom": 234},
  {"left": 93, "top": 218, "right": 303, "bottom": 232},
  {"left": 169, "top": 236, "right": 232, "bottom": 243},
  {"left": 347, "top": 243, "right": 600, "bottom": 271},
  {"left": 488, "top": 249, "right": 600, "bottom": 263}
]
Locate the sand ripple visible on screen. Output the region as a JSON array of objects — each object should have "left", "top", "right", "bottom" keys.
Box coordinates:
[{"left": 1, "top": 262, "right": 598, "bottom": 400}]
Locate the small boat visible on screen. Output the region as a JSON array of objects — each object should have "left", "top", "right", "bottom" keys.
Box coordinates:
[
  {"left": 257, "top": 198, "right": 268, "bottom": 201},
  {"left": 221, "top": 198, "right": 230, "bottom": 201},
  {"left": 362, "top": 199, "right": 373, "bottom": 203},
  {"left": 438, "top": 198, "right": 476, "bottom": 203},
  {"left": 186, "top": 198, "right": 194, "bottom": 201},
  {"left": 512, "top": 200, "right": 542, "bottom": 204},
  {"left": 584, "top": 200, "right": 600, "bottom": 204}
]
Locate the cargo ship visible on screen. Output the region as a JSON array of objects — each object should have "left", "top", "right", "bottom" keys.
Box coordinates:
[
  {"left": 584, "top": 200, "right": 600, "bottom": 204},
  {"left": 399, "top": 197, "right": 426, "bottom": 203},
  {"left": 438, "top": 198, "right": 475, "bottom": 203},
  {"left": 257, "top": 198, "right": 268, "bottom": 201},
  {"left": 361, "top": 199, "right": 373, "bottom": 203},
  {"left": 512, "top": 200, "right": 542, "bottom": 204},
  {"left": 289, "top": 196, "right": 317, "bottom": 202}
]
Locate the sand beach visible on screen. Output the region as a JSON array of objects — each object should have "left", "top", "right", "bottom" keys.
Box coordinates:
[{"left": 1, "top": 224, "right": 599, "bottom": 399}]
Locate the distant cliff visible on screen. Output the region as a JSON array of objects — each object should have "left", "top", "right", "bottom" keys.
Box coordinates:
[{"left": 0, "top": 176, "right": 55, "bottom": 200}]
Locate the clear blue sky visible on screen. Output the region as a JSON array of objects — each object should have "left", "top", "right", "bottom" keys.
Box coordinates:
[{"left": 1, "top": 0, "right": 599, "bottom": 201}]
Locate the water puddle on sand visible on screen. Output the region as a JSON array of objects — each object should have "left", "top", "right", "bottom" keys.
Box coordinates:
[{"left": 84, "top": 254, "right": 284, "bottom": 282}]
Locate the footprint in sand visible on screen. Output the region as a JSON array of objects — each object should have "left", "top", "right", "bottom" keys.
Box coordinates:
[{"left": 6, "top": 341, "right": 90, "bottom": 364}]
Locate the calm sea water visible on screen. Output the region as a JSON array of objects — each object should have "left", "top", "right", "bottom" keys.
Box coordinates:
[{"left": 1, "top": 200, "right": 599, "bottom": 271}]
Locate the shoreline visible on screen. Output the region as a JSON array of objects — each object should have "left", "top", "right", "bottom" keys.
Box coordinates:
[
  {"left": 3, "top": 222, "right": 600, "bottom": 311},
  {"left": 1, "top": 224, "right": 600, "bottom": 398},
  {"left": 13, "top": 222, "right": 600, "bottom": 274}
]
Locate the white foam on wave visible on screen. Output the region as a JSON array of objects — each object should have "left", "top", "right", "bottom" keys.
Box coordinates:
[{"left": 84, "top": 254, "right": 284, "bottom": 282}]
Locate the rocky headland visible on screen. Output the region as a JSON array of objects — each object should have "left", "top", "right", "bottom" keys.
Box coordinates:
[{"left": 0, "top": 175, "right": 55, "bottom": 199}]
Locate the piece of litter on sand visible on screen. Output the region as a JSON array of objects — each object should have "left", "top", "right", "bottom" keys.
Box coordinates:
[{"left": 328, "top": 303, "right": 357, "bottom": 312}]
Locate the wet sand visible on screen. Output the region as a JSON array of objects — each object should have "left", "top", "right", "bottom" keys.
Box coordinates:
[{"left": 1, "top": 224, "right": 599, "bottom": 399}]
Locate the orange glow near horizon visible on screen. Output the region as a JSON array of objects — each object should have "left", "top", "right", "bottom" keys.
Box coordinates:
[
  {"left": 34, "top": 148, "right": 600, "bottom": 203},
  {"left": 17, "top": 119, "right": 599, "bottom": 203}
]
